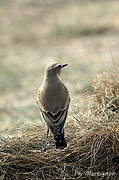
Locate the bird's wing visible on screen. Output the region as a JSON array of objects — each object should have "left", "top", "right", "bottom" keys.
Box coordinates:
[
  {"left": 40, "top": 104, "right": 69, "bottom": 139},
  {"left": 40, "top": 104, "right": 69, "bottom": 125},
  {"left": 63, "top": 85, "right": 70, "bottom": 105},
  {"left": 36, "top": 84, "right": 70, "bottom": 128},
  {"left": 36, "top": 87, "right": 45, "bottom": 110}
]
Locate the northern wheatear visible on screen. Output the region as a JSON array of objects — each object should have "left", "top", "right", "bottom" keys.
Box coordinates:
[{"left": 36, "top": 62, "right": 70, "bottom": 150}]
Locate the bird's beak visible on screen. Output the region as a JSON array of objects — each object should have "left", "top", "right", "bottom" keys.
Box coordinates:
[{"left": 61, "top": 64, "right": 68, "bottom": 68}]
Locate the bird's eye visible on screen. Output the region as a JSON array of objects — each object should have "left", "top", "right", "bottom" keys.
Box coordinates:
[
  {"left": 58, "top": 65, "right": 62, "bottom": 68},
  {"left": 55, "top": 64, "right": 62, "bottom": 69}
]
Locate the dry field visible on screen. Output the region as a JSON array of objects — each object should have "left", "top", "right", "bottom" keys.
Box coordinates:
[{"left": 0, "top": 0, "right": 119, "bottom": 179}]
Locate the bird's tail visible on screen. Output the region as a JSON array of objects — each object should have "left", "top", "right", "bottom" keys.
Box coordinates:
[
  {"left": 54, "top": 131, "right": 67, "bottom": 149},
  {"left": 50, "top": 126, "right": 67, "bottom": 149}
]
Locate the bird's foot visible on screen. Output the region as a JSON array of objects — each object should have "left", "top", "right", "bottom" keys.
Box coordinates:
[{"left": 42, "top": 145, "right": 48, "bottom": 152}]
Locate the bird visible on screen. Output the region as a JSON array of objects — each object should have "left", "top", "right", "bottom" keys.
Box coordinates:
[{"left": 36, "top": 62, "right": 70, "bottom": 150}]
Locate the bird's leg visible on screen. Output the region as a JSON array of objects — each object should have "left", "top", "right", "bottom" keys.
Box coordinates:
[
  {"left": 42, "top": 126, "right": 49, "bottom": 151},
  {"left": 62, "top": 128, "right": 64, "bottom": 135},
  {"left": 45, "top": 126, "right": 49, "bottom": 143}
]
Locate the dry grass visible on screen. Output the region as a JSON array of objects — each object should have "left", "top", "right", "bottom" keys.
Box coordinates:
[
  {"left": 93, "top": 71, "right": 119, "bottom": 126},
  {"left": 1, "top": 124, "right": 119, "bottom": 180},
  {"left": 1, "top": 71, "right": 119, "bottom": 180}
]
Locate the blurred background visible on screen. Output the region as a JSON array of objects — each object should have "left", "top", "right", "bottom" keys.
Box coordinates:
[{"left": 0, "top": 0, "right": 119, "bottom": 131}]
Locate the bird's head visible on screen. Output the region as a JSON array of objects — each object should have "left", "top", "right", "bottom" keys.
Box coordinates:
[{"left": 46, "top": 62, "right": 68, "bottom": 77}]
